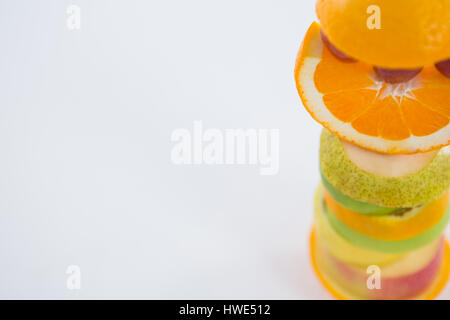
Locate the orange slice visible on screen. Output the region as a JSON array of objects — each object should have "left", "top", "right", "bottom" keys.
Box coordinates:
[
  {"left": 295, "top": 22, "right": 450, "bottom": 154},
  {"left": 316, "top": 0, "right": 450, "bottom": 69},
  {"left": 324, "top": 189, "right": 449, "bottom": 241}
]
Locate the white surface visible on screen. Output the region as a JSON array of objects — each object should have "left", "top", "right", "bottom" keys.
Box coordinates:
[{"left": 0, "top": 0, "right": 448, "bottom": 299}]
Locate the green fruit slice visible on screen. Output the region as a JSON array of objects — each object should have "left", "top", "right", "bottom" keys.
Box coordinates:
[
  {"left": 324, "top": 200, "right": 450, "bottom": 253},
  {"left": 314, "top": 185, "right": 406, "bottom": 266},
  {"left": 320, "top": 129, "right": 450, "bottom": 208},
  {"left": 321, "top": 171, "right": 398, "bottom": 216}
]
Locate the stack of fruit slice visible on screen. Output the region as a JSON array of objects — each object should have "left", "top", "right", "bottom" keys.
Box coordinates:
[
  {"left": 312, "top": 130, "right": 450, "bottom": 299},
  {"left": 294, "top": 0, "right": 450, "bottom": 300}
]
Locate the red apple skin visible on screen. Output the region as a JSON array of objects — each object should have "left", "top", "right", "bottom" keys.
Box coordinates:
[
  {"left": 372, "top": 242, "right": 443, "bottom": 300},
  {"left": 435, "top": 59, "right": 450, "bottom": 77},
  {"left": 320, "top": 31, "right": 357, "bottom": 63},
  {"left": 373, "top": 66, "right": 423, "bottom": 84},
  {"left": 323, "top": 238, "right": 444, "bottom": 300}
]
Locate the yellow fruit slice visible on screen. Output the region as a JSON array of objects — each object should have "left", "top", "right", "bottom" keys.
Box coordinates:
[
  {"left": 295, "top": 22, "right": 450, "bottom": 154},
  {"left": 324, "top": 189, "right": 449, "bottom": 241},
  {"left": 376, "top": 238, "right": 442, "bottom": 277},
  {"left": 316, "top": 0, "right": 450, "bottom": 68},
  {"left": 313, "top": 185, "right": 405, "bottom": 266},
  {"left": 310, "top": 228, "right": 450, "bottom": 300}
]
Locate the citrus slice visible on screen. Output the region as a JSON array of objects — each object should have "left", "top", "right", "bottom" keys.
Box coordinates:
[
  {"left": 314, "top": 185, "right": 405, "bottom": 266},
  {"left": 316, "top": 0, "right": 450, "bottom": 69},
  {"left": 312, "top": 186, "right": 450, "bottom": 299},
  {"left": 324, "top": 188, "right": 449, "bottom": 241},
  {"left": 295, "top": 22, "right": 450, "bottom": 154},
  {"left": 324, "top": 198, "right": 450, "bottom": 253}
]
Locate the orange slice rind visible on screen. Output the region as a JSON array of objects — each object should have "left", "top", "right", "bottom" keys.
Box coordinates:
[
  {"left": 295, "top": 22, "right": 450, "bottom": 154},
  {"left": 316, "top": 0, "right": 450, "bottom": 69}
]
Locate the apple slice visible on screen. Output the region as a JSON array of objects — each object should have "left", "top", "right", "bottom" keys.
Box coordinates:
[{"left": 320, "top": 238, "right": 444, "bottom": 300}]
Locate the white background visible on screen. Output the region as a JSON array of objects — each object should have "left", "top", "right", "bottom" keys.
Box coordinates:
[{"left": 0, "top": 0, "right": 448, "bottom": 299}]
